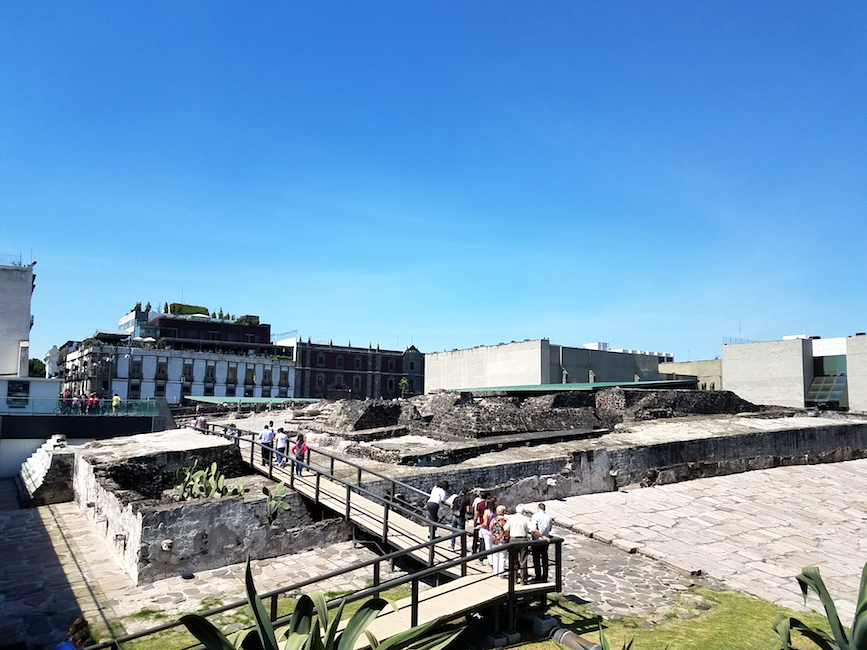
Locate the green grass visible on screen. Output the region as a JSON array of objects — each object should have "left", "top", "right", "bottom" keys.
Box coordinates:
[
  {"left": 544, "top": 587, "right": 833, "bottom": 650},
  {"left": 112, "top": 585, "right": 414, "bottom": 650}
]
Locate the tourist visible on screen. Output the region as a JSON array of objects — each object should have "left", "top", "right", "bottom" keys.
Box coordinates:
[
  {"left": 195, "top": 413, "right": 207, "bottom": 431},
  {"left": 425, "top": 480, "right": 449, "bottom": 523},
  {"left": 258, "top": 422, "right": 274, "bottom": 465},
  {"left": 71, "top": 393, "right": 80, "bottom": 414},
  {"left": 111, "top": 393, "right": 121, "bottom": 414},
  {"left": 529, "top": 503, "right": 553, "bottom": 583},
  {"left": 291, "top": 434, "right": 308, "bottom": 475},
  {"left": 55, "top": 617, "right": 89, "bottom": 650},
  {"left": 275, "top": 427, "right": 288, "bottom": 467},
  {"left": 480, "top": 497, "right": 497, "bottom": 568},
  {"left": 472, "top": 491, "right": 489, "bottom": 555},
  {"left": 449, "top": 487, "right": 472, "bottom": 550},
  {"left": 505, "top": 506, "right": 532, "bottom": 585},
  {"left": 489, "top": 505, "right": 508, "bottom": 576}
]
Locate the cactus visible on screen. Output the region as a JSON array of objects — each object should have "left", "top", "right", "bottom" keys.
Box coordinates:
[
  {"left": 263, "top": 482, "right": 291, "bottom": 525},
  {"left": 174, "top": 461, "right": 242, "bottom": 501}
]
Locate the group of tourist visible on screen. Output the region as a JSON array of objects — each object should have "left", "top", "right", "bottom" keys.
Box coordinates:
[
  {"left": 60, "top": 390, "right": 109, "bottom": 415},
  {"left": 427, "top": 483, "right": 554, "bottom": 584},
  {"left": 258, "top": 421, "right": 308, "bottom": 473}
]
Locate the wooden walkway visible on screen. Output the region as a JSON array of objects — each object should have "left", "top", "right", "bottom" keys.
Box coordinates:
[{"left": 223, "top": 431, "right": 559, "bottom": 637}]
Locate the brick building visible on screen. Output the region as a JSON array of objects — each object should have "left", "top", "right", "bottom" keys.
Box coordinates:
[{"left": 288, "top": 338, "right": 424, "bottom": 400}]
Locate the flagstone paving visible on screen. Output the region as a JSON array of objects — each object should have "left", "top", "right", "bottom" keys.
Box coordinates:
[
  {"left": 6, "top": 457, "right": 867, "bottom": 648},
  {"left": 537, "top": 457, "right": 867, "bottom": 623}
]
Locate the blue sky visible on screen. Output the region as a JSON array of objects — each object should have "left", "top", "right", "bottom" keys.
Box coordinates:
[{"left": 2, "top": 2, "right": 865, "bottom": 362}]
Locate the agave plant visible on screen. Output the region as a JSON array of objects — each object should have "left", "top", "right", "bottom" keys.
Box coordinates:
[
  {"left": 181, "top": 558, "right": 463, "bottom": 650},
  {"left": 774, "top": 562, "right": 867, "bottom": 650}
]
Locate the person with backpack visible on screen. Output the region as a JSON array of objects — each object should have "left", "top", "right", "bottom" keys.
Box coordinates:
[{"left": 449, "top": 487, "right": 472, "bottom": 550}]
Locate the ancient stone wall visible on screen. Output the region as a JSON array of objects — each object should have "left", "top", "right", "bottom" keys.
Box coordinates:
[
  {"left": 608, "top": 419, "right": 867, "bottom": 487},
  {"left": 595, "top": 388, "right": 759, "bottom": 429},
  {"left": 17, "top": 435, "right": 75, "bottom": 505},
  {"left": 362, "top": 449, "right": 615, "bottom": 512}
]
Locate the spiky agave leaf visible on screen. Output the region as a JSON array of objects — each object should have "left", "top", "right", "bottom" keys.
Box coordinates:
[
  {"left": 244, "top": 557, "right": 280, "bottom": 650},
  {"left": 180, "top": 614, "right": 236, "bottom": 650},
  {"left": 797, "top": 566, "right": 849, "bottom": 649},
  {"left": 336, "top": 598, "right": 387, "bottom": 650}
]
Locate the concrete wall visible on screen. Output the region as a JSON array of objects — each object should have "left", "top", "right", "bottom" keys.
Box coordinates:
[
  {"left": 553, "top": 346, "right": 659, "bottom": 384},
  {"left": 847, "top": 335, "right": 867, "bottom": 413},
  {"left": 0, "top": 263, "right": 34, "bottom": 377},
  {"left": 722, "top": 339, "right": 812, "bottom": 407},
  {"left": 426, "top": 339, "right": 660, "bottom": 393},
  {"left": 425, "top": 340, "right": 547, "bottom": 392},
  {"left": 659, "top": 359, "right": 722, "bottom": 391}
]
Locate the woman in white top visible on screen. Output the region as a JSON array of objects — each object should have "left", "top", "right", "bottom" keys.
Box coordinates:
[{"left": 426, "top": 481, "right": 449, "bottom": 522}]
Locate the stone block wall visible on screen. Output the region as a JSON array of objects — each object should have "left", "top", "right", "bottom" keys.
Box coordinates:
[
  {"left": 17, "top": 435, "right": 75, "bottom": 505},
  {"left": 595, "top": 388, "right": 759, "bottom": 429}
]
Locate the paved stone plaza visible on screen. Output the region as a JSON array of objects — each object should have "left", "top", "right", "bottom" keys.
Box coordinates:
[
  {"left": 4, "top": 457, "right": 866, "bottom": 647},
  {"left": 540, "top": 457, "right": 867, "bottom": 621}
]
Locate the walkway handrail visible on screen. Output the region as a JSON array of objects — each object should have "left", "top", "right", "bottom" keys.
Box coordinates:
[
  {"left": 189, "top": 424, "right": 462, "bottom": 538},
  {"left": 86, "top": 534, "right": 562, "bottom": 650},
  {"left": 203, "top": 422, "right": 430, "bottom": 501}
]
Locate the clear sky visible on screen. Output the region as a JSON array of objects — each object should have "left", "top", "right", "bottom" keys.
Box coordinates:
[{"left": 2, "top": 2, "right": 865, "bottom": 362}]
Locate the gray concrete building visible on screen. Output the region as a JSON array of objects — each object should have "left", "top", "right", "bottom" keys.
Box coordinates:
[
  {"left": 659, "top": 359, "right": 722, "bottom": 391},
  {"left": 0, "top": 258, "right": 35, "bottom": 378},
  {"left": 424, "top": 339, "right": 671, "bottom": 393}
]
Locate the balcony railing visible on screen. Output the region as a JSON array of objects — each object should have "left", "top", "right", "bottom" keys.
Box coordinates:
[{"left": 1, "top": 397, "right": 161, "bottom": 416}]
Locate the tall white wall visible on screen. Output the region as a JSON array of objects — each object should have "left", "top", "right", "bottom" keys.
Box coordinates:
[
  {"left": 722, "top": 339, "right": 813, "bottom": 407},
  {"left": 0, "top": 264, "right": 34, "bottom": 376},
  {"left": 846, "top": 335, "right": 867, "bottom": 413},
  {"left": 424, "top": 340, "right": 548, "bottom": 392}
]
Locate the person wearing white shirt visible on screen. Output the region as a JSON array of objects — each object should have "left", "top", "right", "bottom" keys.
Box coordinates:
[
  {"left": 504, "top": 508, "right": 532, "bottom": 585},
  {"left": 257, "top": 422, "right": 275, "bottom": 465},
  {"left": 275, "top": 428, "right": 289, "bottom": 467},
  {"left": 530, "top": 503, "right": 553, "bottom": 583},
  {"left": 426, "top": 481, "right": 449, "bottom": 522}
]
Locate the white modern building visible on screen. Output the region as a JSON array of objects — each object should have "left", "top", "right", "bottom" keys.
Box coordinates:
[
  {"left": 424, "top": 339, "right": 672, "bottom": 393},
  {"left": 721, "top": 333, "right": 867, "bottom": 411},
  {"left": 0, "top": 258, "right": 35, "bottom": 378}
]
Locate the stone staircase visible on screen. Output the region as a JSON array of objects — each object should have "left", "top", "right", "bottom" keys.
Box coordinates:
[{"left": 16, "top": 434, "right": 75, "bottom": 506}]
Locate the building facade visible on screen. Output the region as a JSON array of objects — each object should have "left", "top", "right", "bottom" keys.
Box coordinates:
[
  {"left": 57, "top": 310, "right": 296, "bottom": 404},
  {"left": 0, "top": 260, "right": 35, "bottom": 378},
  {"left": 722, "top": 334, "right": 867, "bottom": 411},
  {"left": 424, "top": 339, "right": 671, "bottom": 393},
  {"left": 287, "top": 338, "right": 424, "bottom": 400}
]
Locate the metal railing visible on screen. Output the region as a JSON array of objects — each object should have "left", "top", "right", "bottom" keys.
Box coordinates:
[
  {"left": 191, "top": 423, "right": 464, "bottom": 563},
  {"left": 0, "top": 397, "right": 160, "bottom": 416},
  {"left": 87, "top": 526, "right": 561, "bottom": 650},
  {"left": 86, "top": 424, "right": 563, "bottom": 649}
]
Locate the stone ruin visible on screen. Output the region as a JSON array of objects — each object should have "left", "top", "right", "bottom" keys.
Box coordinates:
[
  {"left": 21, "top": 429, "right": 351, "bottom": 585},
  {"left": 304, "top": 387, "right": 760, "bottom": 441}
]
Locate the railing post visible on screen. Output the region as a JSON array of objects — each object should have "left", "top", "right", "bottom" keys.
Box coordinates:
[
  {"left": 289, "top": 460, "right": 295, "bottom": 489},
  {"left": 330, "top": 456, "right": 335, "bottom": 476},
  {"left": 555, "top": 537, "right": 563, "bottom": 593},
  {"left": 382, "top": 501, "right": 389, "bottom": 544},
  {"left": 428, "top": 524, "right": 436, "bottom": 567},
  {"left": 507, "top": 545, "right": 516, "bottom": 631},
  {"left": 461, "top": 531, "right": 467, "bottom": 577},
  {"left": 249, "top": 438, "right": 254, "bottom": 466},
  {"left": 268, "top": 445, "right": 273, "bottom": 479},
  {"left": 315, "top": 473, "right": 321, "bottom": 504},
  {"left": 373, "top": 561, "right": 380, "bottom": 598},
  {"left": 345, "top": 484, "right": 351, "bottom": 521},
  {"left": 411, "top": 579, "right": 419, "bottom": 628},
  {"left": 270, "top": 594, "right": 278, "bottom": 622},
  {"left": 357, "top": 466, "right": 362, "bottom": 486}
]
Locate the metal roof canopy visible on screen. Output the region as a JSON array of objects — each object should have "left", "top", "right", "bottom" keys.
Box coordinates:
[
  {"left": 444, "top": 378, "right": 698, "bottom": 396},
  {"left": 184, "top": 396, "right": 322, "bottom": 404}
]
